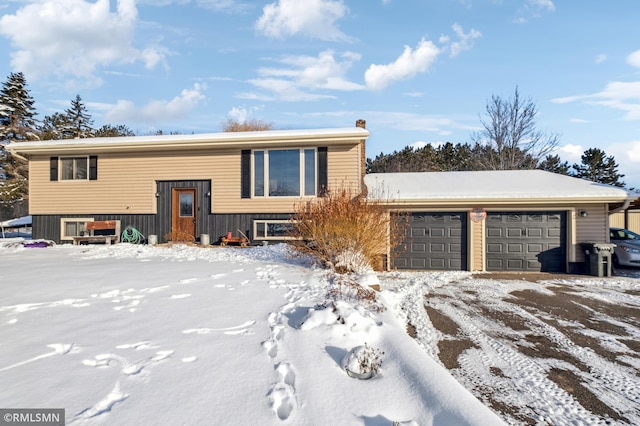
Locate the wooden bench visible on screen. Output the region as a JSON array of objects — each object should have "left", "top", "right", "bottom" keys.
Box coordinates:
[{"left": 72, "top": 220, "right": 121, "bottom": 245}]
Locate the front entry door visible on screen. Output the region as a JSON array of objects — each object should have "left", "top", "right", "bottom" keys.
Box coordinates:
[{"left": 172, "top": 188, "right": 196, "bottom": 240}]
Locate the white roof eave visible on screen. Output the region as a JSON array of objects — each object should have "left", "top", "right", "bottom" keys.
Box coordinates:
[{"left": 7, "top": 127, "right": 369, "bottom": 157}]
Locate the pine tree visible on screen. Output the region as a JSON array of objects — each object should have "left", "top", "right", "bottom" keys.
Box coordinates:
[
  {"left": 0, "top": 72, "right": 39, "bottom": 201},
  {"left": 40, "top": 112, "right": 68, "bottom": 140},
  {"left": 538, "top": 154, "right": 570, "bottom": 175},
  {"left": 572, "top": 148, "right": 625, "bottom": 187},
  {"left": 62, "top": 94, "right": 94, "bottom": 138},
  {"left": 94, "top": 124, "right": 136, "bottom": 137}
]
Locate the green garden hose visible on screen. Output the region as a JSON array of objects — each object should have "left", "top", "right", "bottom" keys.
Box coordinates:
[{"left": 121, "top": 226, "right": 146, "bottom": 244}]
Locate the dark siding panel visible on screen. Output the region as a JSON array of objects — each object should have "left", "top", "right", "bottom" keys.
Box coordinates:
[
  {"left": 241, "top": 150, "right": 251, "bottom": 199},
  {"left": 50, "top": 157, "right": 58, "bottom": 181},
  {"left": 318, "top": 147, "right": 328, "bottom": 196},
  {"left": 156, "top": 180, "right": 213, "bottom": 241},
  {"left": 89, "top": 156, "right": 98, "bottom": 180}
]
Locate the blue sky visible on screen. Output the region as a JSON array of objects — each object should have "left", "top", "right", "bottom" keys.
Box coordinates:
[{"left": 1, "top": 0, "right": 639, "bottom": 188}]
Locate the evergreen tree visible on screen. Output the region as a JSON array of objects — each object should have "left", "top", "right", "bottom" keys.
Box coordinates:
[
  {"left": 40, "top": 112, "right": 68, "bottom": 140},
  {"left": 63, "top": 94, "right": 94, "bottom": 138},
  {"left": 0, "top": 72, "right": 39, "bottom": 201},
  {"left": 94, "top": 124, "right": 136, "bottom": 137},
  {"left": 572, "top": 148, "right": 625, "bottom": 187},
  {"left": 538, "top": 154, "right": 570, "bottom": 175}
]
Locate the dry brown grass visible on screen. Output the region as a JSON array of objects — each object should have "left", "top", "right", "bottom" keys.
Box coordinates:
[{"left": 163, "top": 229, "right": 196, "bottom": 243}]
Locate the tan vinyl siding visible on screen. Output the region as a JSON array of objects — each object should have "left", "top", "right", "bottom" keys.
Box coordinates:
[
  {"left": 610, "top": 210, "right": 640, "bottom": 234},
  {"left": 574, "top": 204, "right": 609, "bottom": 262},
  {"left": 29, "top": 143, "right": 362, "bottom": 215},
  {"left": 470, "top": 218, "right": 484, "bottom": 272}
]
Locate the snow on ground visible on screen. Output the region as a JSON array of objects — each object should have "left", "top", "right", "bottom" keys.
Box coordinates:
[{"left": 0, "top": 242, "right": 503, "bottom": 426}]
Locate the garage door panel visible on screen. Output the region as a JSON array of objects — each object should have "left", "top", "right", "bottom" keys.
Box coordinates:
[
  {"left": 507, "top": 243, "right": 523, "bottom": 253},
  {"left": 411, "top": 228, "right": 426, "bottom": 237},
  {"left": 430, "top": 243, "right": 445, "bottom": 252},
  {"left": 412, "top": 243, "right": 426, "bottom": 252},
  {"left": 393, "top": 212, "right": 467, "bottom": 271},
  {"left": 431, "top": 228, "right": 445, "bottom": 237},
  {"left": 527, "top": 243, "right": 543, "bottom": 252},
  {"left": 527, "top": 228, "right": 543, "bottom": 238},
  {"left": 487, "top": 243, "right": 503, "bottom": 253},
  {"left": 506, "top": 228, "right": 523, "bottom": 237},
  {"left": 487, "top": 228, "right": 503, "bottom": 237},
  {"left": 486, "top": 211, "right": 566, "bottom": 272}
]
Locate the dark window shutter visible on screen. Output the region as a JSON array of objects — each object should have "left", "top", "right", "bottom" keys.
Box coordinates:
[
  {"left": 50, "top": 157, "right": 58, "bottom": 181},
  {"left": 241, "top": 150, "right": 251, "bottom": 198},
  {"left": 318, "top": 147, "right": 328, "bottom": 196},
  {"left": 89, "top": 156, "right": 98, "bottom": 180}
]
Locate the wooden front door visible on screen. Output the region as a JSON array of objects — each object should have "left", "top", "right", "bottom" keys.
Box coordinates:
[{"left": 171, "top": 188, "right": 197, "bottom": 240}]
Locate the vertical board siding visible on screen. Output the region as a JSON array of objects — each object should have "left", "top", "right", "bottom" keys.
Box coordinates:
[{"left": 33, "top": 211, "right": 291, "bottom": 244}]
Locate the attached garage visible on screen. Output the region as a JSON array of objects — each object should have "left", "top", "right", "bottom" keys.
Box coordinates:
[
  {"left": 393, "top": 212, "right": 467, "bottom": 270},
  {"left": 485, "top": 211, "right": 566, "bottom": 272},
  {"left": 364, "top": 170, "right": 638, "bottom": 273}
]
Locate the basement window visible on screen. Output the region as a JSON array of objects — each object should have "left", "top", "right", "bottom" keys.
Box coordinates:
[
  {"left": 60, "top": 218, "right": 94, "bottom": 241},
  {"left": 253, "top": 220, "right": 296, "bottom": 240}
]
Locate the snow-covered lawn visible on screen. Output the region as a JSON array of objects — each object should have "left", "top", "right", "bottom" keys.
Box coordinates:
[
  {"left": 1, "top": 242, "right": 639, "bottom": 425},
  {"left": 1, "top": 243, "right": 502, "bottom": 426}
]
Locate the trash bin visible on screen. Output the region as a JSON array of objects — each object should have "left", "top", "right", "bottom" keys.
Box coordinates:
[{"left": 581, "top": 243, "right": 616, "bottom": 277}]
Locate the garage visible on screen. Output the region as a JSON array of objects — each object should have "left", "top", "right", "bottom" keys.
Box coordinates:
[
  {"left": 393, "top": 212, "right": 468, "bottom": 270},
  {"left": 486, "top": 211, "right": 566, "bottom": 272}
]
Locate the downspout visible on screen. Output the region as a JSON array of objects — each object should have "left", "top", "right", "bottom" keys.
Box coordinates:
[{"left": 609, "top": 198, "right": 632, "bottom": 215}]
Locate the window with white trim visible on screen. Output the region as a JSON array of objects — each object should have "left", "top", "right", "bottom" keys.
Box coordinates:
[
  {"left": 253, "top": 220, "right": 297, "bottom": 240},
  {"left": 60, "top": 157, "right": 88, "bottom": 180},
  {"left": 253, "top": 149, "right": 316, "bottom": 197},
  {"left": 60, "top": 218, "right": 94, "bottom": 241}
]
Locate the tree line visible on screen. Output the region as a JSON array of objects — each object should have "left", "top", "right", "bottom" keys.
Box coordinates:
[{"left": 368, "top": 87, "right": 626, "bottom": 188}]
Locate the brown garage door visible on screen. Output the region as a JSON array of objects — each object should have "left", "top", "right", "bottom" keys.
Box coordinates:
[
  {"left": 486, "top": 211, "right": 566, "bottom": 272},
  {"left": 393, "top": 212, "right": 467, "bottom": 270}
]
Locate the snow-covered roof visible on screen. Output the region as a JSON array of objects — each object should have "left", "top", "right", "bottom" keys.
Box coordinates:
[
  {"left": 365, "top": 170, "right": 637, "bottom": 203},
  {"left": 0, "top": 215, "right": 32, "bottom": 227},
  {"left": 7, "top": 127, "right": 369, "bottom": 158}
]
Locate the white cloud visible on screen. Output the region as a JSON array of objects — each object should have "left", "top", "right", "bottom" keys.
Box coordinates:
[
  {"left": 447, "top": 23, "right": 482, "bottom": 57},
  {"left": 242, "top": 49, "right": 363, "bottom": 101},
  {"left": 569, "top": 118, "right": 589, "bottom": 123},
  {"left": 626, "top": 50, "right": 640, "bottom": 69},
  {"left": 553, "top": 80, "right": 640, "bottom": 120},
  {"left": 0, "top": 0, "right": 167, "bottom": 85},
  {"left": 138, "top": 0, "right": 250, "bottom": 11},
  {"left": 554, "top": 144, "right": 583, "bottom": 164},
  {"left": 227, "top": 105, "right": 264, "bottom": 122},
  {"left": 515, "top": 0, "right": 555, "bottom": 23},
  {"left": 255, "top": 0, "right": 350, "bottom": 41},
  {"left": 105, "top": 84, "right": 206, "bottom": 124},
  {"left": 364, "top": 38, "right": 440, "bottom": 91}
]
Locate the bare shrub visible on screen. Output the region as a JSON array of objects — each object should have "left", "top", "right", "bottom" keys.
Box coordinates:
[
  {"left": 288, "top": 185, "right": 407, "bottom": 273},
  {"left": 324, "top": 273, "right": 385, "bottom": 313}
]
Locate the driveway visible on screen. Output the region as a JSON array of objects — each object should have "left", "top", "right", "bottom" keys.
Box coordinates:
[{"left": 382, "top": 266, "right": 640, "bottom": 425}]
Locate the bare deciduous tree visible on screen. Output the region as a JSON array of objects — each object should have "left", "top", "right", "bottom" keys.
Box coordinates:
[
  {"left": 472, "top": 87, "right": 559, "bottom": 170},
  {"left": 222, "top": 118, "right": 272, "bottom": 132}
]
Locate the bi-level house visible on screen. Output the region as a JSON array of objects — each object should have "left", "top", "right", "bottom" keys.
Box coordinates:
[
  {"left": 8, "top": 121, "right": 368, "bottom": 246},
  {"left": 9, "top": 120, "right": 638, "bottom": 273}
]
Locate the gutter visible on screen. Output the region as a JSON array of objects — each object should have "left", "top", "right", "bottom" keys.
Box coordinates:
[{"left": 608, "top": 198, "right": 632, "bottom": 214}]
